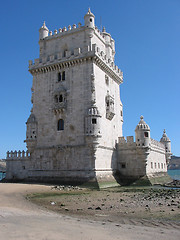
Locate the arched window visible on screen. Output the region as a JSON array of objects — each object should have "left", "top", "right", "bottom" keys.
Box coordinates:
[
  {"left": 59, "top": 94, "right": 63, "bottom": 102},
  {"left": 57, "top": 119, "right": 64, "bottom": 131}
]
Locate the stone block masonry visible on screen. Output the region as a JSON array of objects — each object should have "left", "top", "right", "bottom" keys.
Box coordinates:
[{"left": 6, "top": 9, "right": 172, "bottom": 186}]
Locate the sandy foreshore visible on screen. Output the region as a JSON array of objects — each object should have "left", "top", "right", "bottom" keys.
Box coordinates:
[{"left": 0, "top": 183, "right": 179, "bottom": 240}]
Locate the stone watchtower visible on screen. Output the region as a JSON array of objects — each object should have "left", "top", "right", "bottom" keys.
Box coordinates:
[
  {"left": 22, "top": 9, "right": 123, "bottom": 183},
  {"left": 160, "top": 129, "right": 172, "bottom": 164},
  {"left": 135, "top": 116, "right": 151, "bottom": 149}
]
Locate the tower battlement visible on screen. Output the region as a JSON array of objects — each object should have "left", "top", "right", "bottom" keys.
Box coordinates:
[{"left": 29, "top": 44, "right": 123, "bottom": 83}]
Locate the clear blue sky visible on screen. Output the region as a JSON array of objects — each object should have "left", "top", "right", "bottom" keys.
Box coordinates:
[{"left": 0, "top": 0, "right": 179, "bottom": 158}]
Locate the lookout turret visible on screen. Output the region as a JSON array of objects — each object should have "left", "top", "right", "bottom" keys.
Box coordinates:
[
  {"left": 24, "top": 113, "right": 38, "bottom": 153},
  {"left": 84, "top": 8, "right": 95, "bottom": 28},
  {"left": 39, "top": 21, "right": 49, "bottom": 40},
  {"left": 160, "top": 129, "right": 172, "bottom": 164},
  {"left": 135, "top": 116, "right": 150, "bottom": 148}
]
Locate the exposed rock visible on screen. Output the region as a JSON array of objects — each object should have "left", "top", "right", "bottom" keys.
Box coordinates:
[{"left": 95, "top": 207, "right": 101, "bottom": 210}]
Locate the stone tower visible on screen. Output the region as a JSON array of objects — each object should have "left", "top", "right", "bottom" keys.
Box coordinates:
[
  {"left": 135, "top": 116, "right": 151, "bottom": 148},
  {"left": 160, "top": 129, "right": 172, "bottom": 164},
  {"left": 25, "top": 9, "right": 123, "bottom": 183}
]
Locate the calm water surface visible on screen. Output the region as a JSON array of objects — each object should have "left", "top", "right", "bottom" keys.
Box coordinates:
[{"left": 168, "top": 169, "right": 180, "bottom": 180}]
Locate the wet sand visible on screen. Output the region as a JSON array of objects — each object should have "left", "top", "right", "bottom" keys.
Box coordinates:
[{"left": 0, "top": 183, "right": 179, "bottom": 240}]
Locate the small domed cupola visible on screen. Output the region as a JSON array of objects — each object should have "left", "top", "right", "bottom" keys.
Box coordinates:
[
  {"left": 160, "top": 129, "right": 170, "bottom": 142},
  {"left": 39, "top": 21, "right": 49, "bottom": 40},
  {"left": 160, "top": 129, "right": 171, "bottom": 154},
  {"left": 135, "top": 116, "right": 150, "bottom": 148},
  {"left": 84, "top": 8, "right": 95, "bottom": 28},
  {"left": 135, "top": 115, "right": 150, "bottom": 131},
  {"left": 85, "top": 106, "right": 101, "bottom": 137}
]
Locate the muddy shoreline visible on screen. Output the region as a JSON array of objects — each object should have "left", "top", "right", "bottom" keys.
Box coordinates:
[{"left": 28, "top": 185, "right": 180, "bottom": 228}]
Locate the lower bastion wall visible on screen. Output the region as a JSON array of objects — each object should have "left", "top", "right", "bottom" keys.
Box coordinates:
[
  {"left": 5, "top": 145, "right": 118, "bottom": 183},
  {"left": 116, "top": 136, "right": 147, "bottom": 178},
  {"left": 146, "top": 139, "right": 167, "bottom": 175},
  {"left": 116, "top": 136, "right": 168, "bottom": 180}
]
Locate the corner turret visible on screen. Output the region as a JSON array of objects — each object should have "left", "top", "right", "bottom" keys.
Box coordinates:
[
  {"left": 160, "top": 129, "right": 172, "bottom": 164},
  {"left": 39, "top": 21, "right": 49, "bottom": 40},
  {"left": 24, "top": 113, "right": 38, "bottom": 153},
  {"left": 85, "top": 106, "right": 101, "bottom": 138},
  {"left": 102, "top": 27, "right": 115, "bottom": 60},
  {"left": 84, "top": 8, "right": 95, "bottom": 28},
  {"left": 135, "top": 116, "right": 150, "bottom": 148}
]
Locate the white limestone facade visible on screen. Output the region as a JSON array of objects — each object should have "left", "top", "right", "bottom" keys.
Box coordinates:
[
  {"left": 5, "top": 9, "right": 171, "bottom": 185},
  {"left": 6, "top": 9, "right": 123, "bottom": 183},
  {"left": 117, "top": 116, "right": 172, "bottom": 182}
]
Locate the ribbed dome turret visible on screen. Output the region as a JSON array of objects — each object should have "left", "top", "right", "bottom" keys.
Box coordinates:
[
  {"left": 87, "top": 106, "right": 100, "bottom": 116},
  {"left": 84, "top": 8, "right": 95, "bottom": 18},
  {"left": 84, "top": 8, "right": 95, "bottom": 28},
  {"left": 135, "top": 116, "right": 151, "bottom": 148},
  {"left": 160, "top": 129, "right": 170, "bottom": 142},
  {"left": 135, "top": 116, "right": 150, "bottom": 131},
  {"left": 39, "top": 21, "right": 49, "bottom": 40},
  {"left": 40, "top": 21, "right": 49, "bottom": 31}
]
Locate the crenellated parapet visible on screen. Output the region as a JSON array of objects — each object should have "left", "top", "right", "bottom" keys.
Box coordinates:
[
  {"left": 117, "top": 136, "right": 136, "bottom": 149},
  {"left": 29, "top": 44, "right": 123, "bottom": 84},
  {"left": 6, "top": 150, "right": 30, "bottom": 160},
  {"left": 40, "top": 22, "right": 82, "bottom": 40}
]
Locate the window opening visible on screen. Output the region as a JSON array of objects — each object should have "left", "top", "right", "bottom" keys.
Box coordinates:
[
  {"left": 151, "top": 162, "right": 153, "bottom": 169},
  {"left": 57, "top": 119, "right": 64, "bottom": 131},
  {"left": 63, "top": 50, "right": 67, "bottom": 57},
  {"left": 144, "top": 132, "right": 148, "bottom": 137},
  {"left": 59, "top": 95, "right": 63, "bottom": 102},
  {"left": 121, "top": 163, "right": 126, "bottom": 169},
  {"left": 62, "top": 71, "right": 65, "bottom": 80},
  {"left": 92, "top": 118, "right": 97, "bottom": 124},
  {"left": 58, "top": 72, "right": 61, "bottom": 82}
]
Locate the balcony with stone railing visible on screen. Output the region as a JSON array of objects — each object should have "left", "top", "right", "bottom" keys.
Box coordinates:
[{"left": 6, "top": 150, "right": 30, "bottom": 160}]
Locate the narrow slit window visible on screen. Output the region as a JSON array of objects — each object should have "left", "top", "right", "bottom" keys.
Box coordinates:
[
  {"left": 57, "top": 119, "right": 64, "bottom": 131},
  {"left": 59, "top": 95, "right": 63, "bottom": 102},
  {"left": 62, "top": 71, "right": 65, "bottom": 80},
  {"left": 58, "top": 72, "right": 61, "bottom": 82}
]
